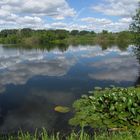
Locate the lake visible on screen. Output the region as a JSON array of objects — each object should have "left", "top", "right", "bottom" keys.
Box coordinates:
[{"left": 0, "top": 44, "right": 139, "bottom": 134}]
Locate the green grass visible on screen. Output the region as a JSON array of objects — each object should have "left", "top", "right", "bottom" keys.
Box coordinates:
[{"left": 1, "top": 129, "right": 140, "bottom": 140}]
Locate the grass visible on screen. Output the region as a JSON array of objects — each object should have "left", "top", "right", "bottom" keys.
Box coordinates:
[{"left": 1, "top": 129, "right": 140, "bottom": 140}]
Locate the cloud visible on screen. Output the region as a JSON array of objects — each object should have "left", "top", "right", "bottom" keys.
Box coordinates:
[
  {"left": 50, "top": 22, "right": 68, "bottom": 29},
  {"left": 42, "top": 17, "right": 132, "bottom": 32},
  {"left": 0, "top": 14, "right": 44, "bottom": 28},
  {"left": 0, "top": 0, "right": 75, "bottom": 19},
  {"left": 91, "top": 0, "right": 139, "bottom": 17},
  {"left": 0, "top": 0, "right": 139, "bottom": 32},
  {"left": 0, "top": 0, "right": 76, "bottom": 29},
  {"left": 81, "top": 17, "right": 112, "bottom": 25},
  {"left": 80, "top": 17, "right": 133, "bottom": 32}
]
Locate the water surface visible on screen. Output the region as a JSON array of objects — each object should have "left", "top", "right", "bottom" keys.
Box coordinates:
[{"left": 0, "top": 44, "right": 139, "bottom": 133}]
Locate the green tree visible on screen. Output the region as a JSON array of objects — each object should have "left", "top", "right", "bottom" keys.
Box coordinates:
[
  {"left": 79, "top": 30, "right": 90, "bottom": 35},
  {"left": 39, "top": 30, "right": 56, "bottom": 44},
  {"left": 102, "top": 30, "right": 108, "bottom": 34},
  {"left": 90, "top": 31, "right": 96, "bottom": 35},
  {"left": 0, "top": 29, "right": 18, "bottom": 37},
  {"left": 55, "top": 29, "right": 69, "bottom": 40},
  {"left": 20, "top": 28, "right": 33, "bottom": 37},
  {"left": 130, "top": 3, "right": 140, "bottom": 86},
  {"left": 130, "top": 2, "right": 140, "bottom": 45},
  {"left": 70, "top": 30, "right": 79, "bottom": 36}
]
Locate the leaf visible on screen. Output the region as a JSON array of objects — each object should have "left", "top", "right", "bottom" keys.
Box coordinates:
[
  {"left": 131, "top": 108, "right": 136, "bottom": 115},
  {"left": 54, "top": 106, "right": 70, "bottom": 113}
]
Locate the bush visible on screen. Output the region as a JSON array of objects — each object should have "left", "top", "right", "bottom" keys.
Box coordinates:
[{"left": 69, "top": 87, "right": 140, "bottom": 131}]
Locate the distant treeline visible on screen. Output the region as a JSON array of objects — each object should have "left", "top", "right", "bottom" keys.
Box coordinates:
[{"left": 0, "top": 28, "right": 135, "bottom": 48}]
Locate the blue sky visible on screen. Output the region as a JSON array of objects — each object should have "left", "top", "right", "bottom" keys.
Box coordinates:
[{"left": 0, "top": 0, "right": 139, "bottom": 32}]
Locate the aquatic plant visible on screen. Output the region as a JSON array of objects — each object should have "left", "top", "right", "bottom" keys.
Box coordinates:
[
  {"left": 69, "top": 87, "right": 140, "bottom": 132},
  {"left": 54, "top": 106, "right": 70, "bottom": 113}
]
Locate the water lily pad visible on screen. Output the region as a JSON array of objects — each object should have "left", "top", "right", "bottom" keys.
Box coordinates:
[{"left": 54, "top": 106, "right": 70, "bottom": 113}]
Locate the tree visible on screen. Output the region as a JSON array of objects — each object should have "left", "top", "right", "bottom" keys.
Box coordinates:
[
  {"left": 70, "top": 30, "right": 79, "bottom": 36},
  {"left": 102, "top": 30, "right": 108, "bottom": 34},
  {"left": 55, "top": 29, "right": 69, "bottom": 40},
  {"left": 0, "top": 29, "right": 18, "bottom": 37},
  {"left": 20, "top": 28, "right": 33, "bottom": 37},
  {"left": 130, "top": 2, "right": 140, "bottom": 86},
  {"left": 130, "top": 2, "right": 140, "bottom": 45},
  {"left": 90, "top": 31, "right": 96, "bottom": 35},
  {"left": 79, "top": 30, "right": 90, "bottom": 35}
]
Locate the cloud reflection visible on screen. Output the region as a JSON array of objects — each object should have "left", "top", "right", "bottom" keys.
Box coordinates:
[
  {"left": 0, "top": 57, "right": 76, "bottom": 87},
  {"left": 88, "top": 55, "right": 139, "bottom": 82}
]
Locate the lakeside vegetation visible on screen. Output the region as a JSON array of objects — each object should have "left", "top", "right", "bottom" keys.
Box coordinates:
[
  {"left": 70, "top": 87, "right": 140, "bottom": 131},
  {"left": 0, "top": 29, "right": 134, "bottom": 49},
  {"left": 1, "top": 129, "right": 140, "bottom": 140}
]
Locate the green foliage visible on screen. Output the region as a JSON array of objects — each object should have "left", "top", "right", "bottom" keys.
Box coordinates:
[
  {"left": 130, "top": 3, "right": 140, "bottom": 33},
  {"left": 130, "top": 3, "right": 140, "bottom": 46},
  {"left": 69, "top": 87, "right": 140, "bottom": 131},
  {"left": 20, "top": 28, "right": 33, "bottom": 37},
  {"left": 79, "top": 30, "right": 90, "bottom": 35},
  {"left": 0, "top": 29, "right": 18, "bottom": 37},
  {"left": 0, "top": 28, "right": 134, "bottom": 48},
  {"left": 70, "top": 30, "right": 79, "bottom": 36},
  {"left": 102, "top": 30, "right": 108, "bottom": 34},
  {"left": 55, "top": 29, "right": 69, "bottom": 40},
  {"left": 129, "top": 3, "right": 140, "bottom": 67},
  {"left": 38, "top": 30, "right": 57, "bottom": 44}
]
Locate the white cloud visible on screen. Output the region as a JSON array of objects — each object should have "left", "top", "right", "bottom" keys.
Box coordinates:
[
  {"left": 0, "top": 0, "right": 76, "bottom": 29},
  {"left": 19, "top": 16, "right": 42, "bottom": 24},
  {"left": 46, "top": 22, "right": 93, "bottom": 31},
  {"left": 0, "top": 0, "right": 138, "bottom": 32},
  {"left": 51, "top": 22, "right": 68, "bottom": 29},
  {"left": 91, "top": 0, "right": 139, "bottom": 17},
  {"left": 80, "top": 17, "right": 133, "bottom": 32},
  {"left": 0, "top": 0, "right": 75, "bottom": 18},
  {"left": 81, "top": 17, "right": 112, "bottom": 25},
  {"left": 118, "top": 18, "right": 132, "bottom": 24},
  {"left": 0, "top": 14, "right": 44, "bottom": 29}
]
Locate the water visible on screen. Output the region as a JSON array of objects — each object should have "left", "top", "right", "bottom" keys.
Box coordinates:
[{"left": 0, "top": 44, "right": 139, "bottom": 133}]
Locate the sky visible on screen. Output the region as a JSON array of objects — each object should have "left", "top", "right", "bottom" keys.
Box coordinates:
[{"left": 0, "top": 0, "right": 139, "bottom": 32}]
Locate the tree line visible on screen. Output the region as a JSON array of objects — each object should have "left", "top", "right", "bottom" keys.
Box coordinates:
[{"left": 0, "top": 28, "right": 134, "bottom": 47}]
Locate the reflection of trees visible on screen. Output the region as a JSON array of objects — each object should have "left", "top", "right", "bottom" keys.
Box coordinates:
[{"left": 3, "top": 43, "right": 69, "bottom": 52}]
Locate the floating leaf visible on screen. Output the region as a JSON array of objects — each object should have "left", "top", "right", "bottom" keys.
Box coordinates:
[{"left": 54, "top": 106, "right": 70, "bottom": 113}]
